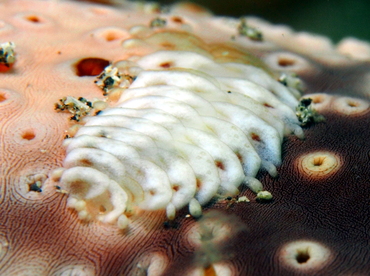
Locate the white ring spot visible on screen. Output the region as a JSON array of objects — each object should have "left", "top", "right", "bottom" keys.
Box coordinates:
[
  {"left": 279, "top": 240, "right": 332, "bottom": 271},
  {"left": 332, "top": 96, "right": 369, "bottom": 116},
  {"left": 297, "top": 151, "right": 341, "bottom": 179}
]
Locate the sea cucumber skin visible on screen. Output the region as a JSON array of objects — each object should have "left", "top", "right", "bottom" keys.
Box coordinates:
[{"left": 60, "top": 50, "right": 302, "bottom": 226}]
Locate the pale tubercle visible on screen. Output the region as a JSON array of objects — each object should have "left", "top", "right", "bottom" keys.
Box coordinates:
[
  {"left": 119, "top": 83, "right": 285, "bottom": 139},
  {"left": 216, "top": 78, "right": 304, "bottom": 138},
  {"left": 73, "top": 120, "right": 198, "bottom": 210},
  {"left": 136, "top": 50, "right": 301, "bottom": 107},
  {"left": 58, "top": 50, "right": 302, "bottom": 228},
  {"left": 83, "top": 113, "right": 243, "bottom": 197},
  {"left": 60, "top": 167, "right": 129, "bottom": 225},
  {"left": 133, "top": 51, "right": 303, "bottom": 138}
]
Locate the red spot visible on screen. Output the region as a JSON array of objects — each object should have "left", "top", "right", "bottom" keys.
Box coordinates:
[
  {"left": 251, "top": 133, "right": 261, "bottom": 142},
  {"left": 160, "top": 62, "right": 172, "bottom": 68},
  {"left": 196, "top": 178, "right": 201, "bottom": 189},
  {"left": 0, "top": 63, "right": 13, "bottom": 72},
  {"left": 0, "top": 92, "right": 6, "bottom": 102},
  {"left": 25, "top": 15, "right": 41, "bottom": 23},
  {"left": 236, "top": 153, "right": 243, "bottom": 162},
  {"left": 80, "top": 159, "right": 93, "bottom": 166},
  {"left": 278, "top": 57, "right": 295, "bottom": 67},
  {"left": 171, "top": 16, "right": 183, "bottom": 23},
  {"left": 215, "top": 160, "right": 225, "bottom": 170},
  {"left": 75, "top": 58, "right": 109, "bottom": 76},
  {"left": 263, "top": 103, "right": 273, "bottom": 108},
  {"left": 21, "top": 129, "right": 36, "bottom": 140}
]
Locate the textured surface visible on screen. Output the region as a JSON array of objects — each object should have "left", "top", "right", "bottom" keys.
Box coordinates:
[
  {"left": 0, "top": 0, "right": 370, "bottom": 275},
  {"left": 61, "top": 50, "right": 304, "bottom": 226}
]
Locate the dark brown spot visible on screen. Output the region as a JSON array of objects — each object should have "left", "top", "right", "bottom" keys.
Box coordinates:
[
  {"left": 215, "top": 160, "right": 225, "bottom": 170},
  {"left": 263, "top": 103, "right": 273, "bottom": 108},
  {"left": 0, "top": 92, "right": 7, "bottom": 102},
  {"left": 172, "top": 185, "right": 179, "bottom": 192},
  {"left": 296, "top": 250, "right": 310, "bottom": 264},
  {"left": 75, "top": 58, "right": 109, "bottom": 76},
  {"left": 278, "top": 57, "right": 295, "bottom": 67},
  {"left": 171, "top": 16, "right": 183, "bottom": 23},
  {"left": 25, "top": 15, "right": 41, "bottom": 23},
  {"left": 251, "top": 133, "right": 261, "bottom": 142},
  {"left": 99, "top": 205, "right": 106, "bottom": 214},
  {"left": 21, "top": 129, "right": 35, "bottom": 140},
  {"left": 196, "top": 178, "right": 201, "bottom": 189},
  {"left": 236, "top": 153, "right": 243, "bottom": 162},
  {"left": 80, "top": 159, "right": 93, "bottom": 166},
  {"left": 159, "top": 62, "right": 173, "bottom": 68}
]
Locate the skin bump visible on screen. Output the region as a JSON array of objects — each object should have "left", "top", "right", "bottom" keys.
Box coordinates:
[
  {"left": 297, "top": 151, "right": 341, "bottom": 179},
  {"left": 332, "top": 96, "right": 370, "bottom": 116},
  {"left": 278, "top": 240, "right": 332, "bottom": 271}
]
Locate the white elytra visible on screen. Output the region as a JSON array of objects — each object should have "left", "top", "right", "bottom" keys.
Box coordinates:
[{"left": 59, "top": 50, "right": 303, "bottom": 228}]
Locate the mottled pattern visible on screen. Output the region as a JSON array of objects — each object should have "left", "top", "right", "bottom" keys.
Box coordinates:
[{"left": 0, "top": 0, "right": 369, "bottom": 275}]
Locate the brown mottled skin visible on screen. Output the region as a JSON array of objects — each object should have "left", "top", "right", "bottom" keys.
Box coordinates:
[
  {"left": 0, "top": 0, "right": 370, "bottom": 275},
  {"left": 203, "top": 109, "right": 370, "bottom": 276}
]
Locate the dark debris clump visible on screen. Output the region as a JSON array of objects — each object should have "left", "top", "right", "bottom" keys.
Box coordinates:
[{"left": 296, "top": 98, "right": 325, "bottom": 126}]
